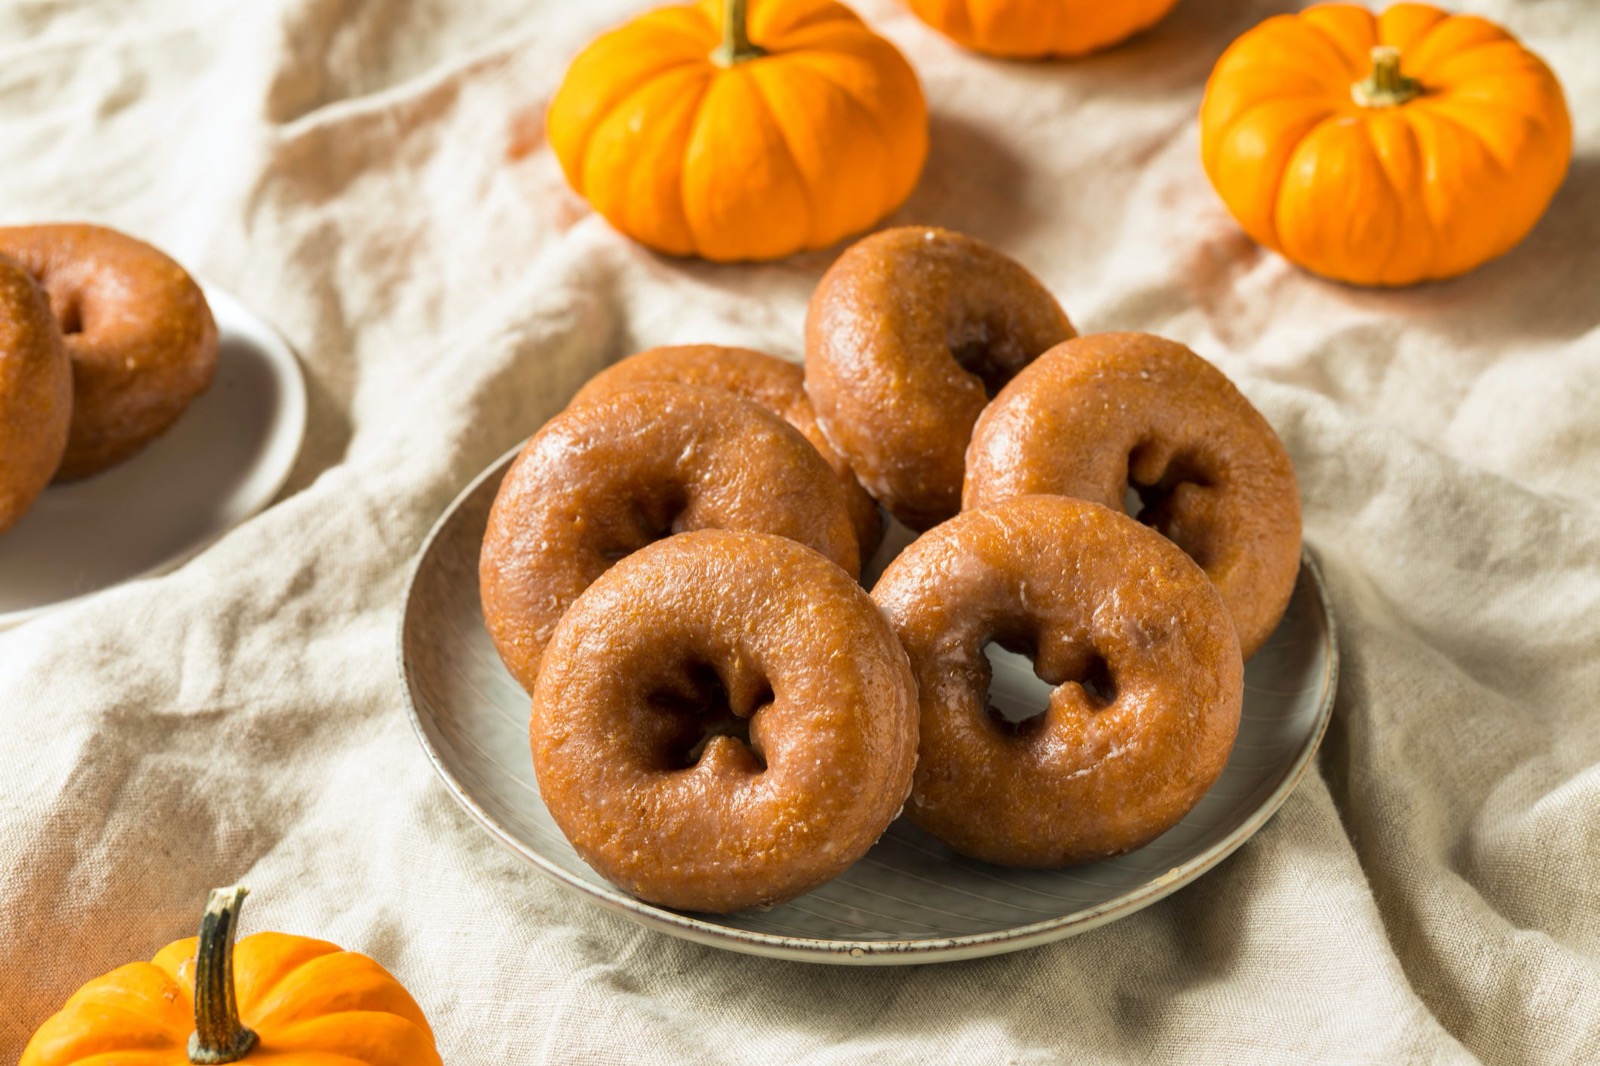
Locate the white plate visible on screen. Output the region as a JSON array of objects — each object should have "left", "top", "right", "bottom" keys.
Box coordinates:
[
  {"left": 399, "top": 448, "right": 1338, "bottom": 965},
  {"left": 0, "top": 284, "right": 307, "bottom": 627}
]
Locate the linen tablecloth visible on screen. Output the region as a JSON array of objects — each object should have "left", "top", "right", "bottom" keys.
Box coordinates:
[{"left": 2, "top": 0, "right": 1597, "bottom": 1060}]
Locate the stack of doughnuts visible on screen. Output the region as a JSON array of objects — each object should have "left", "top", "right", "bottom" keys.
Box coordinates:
[
  {"left": 480, "top": 358, "right": 918, "bottom": 913},
  {"left": 962, "top": 330, "right": 1301, "bottom": 660},
  {"left": 480, "top": 379, "right": 863, "bottom": 693},
  {"left": 0, "top": 223, "right": 218, "bottom": 534},
  {"left": 482, "top": 224, "right": 1301, "bottom": 911}
]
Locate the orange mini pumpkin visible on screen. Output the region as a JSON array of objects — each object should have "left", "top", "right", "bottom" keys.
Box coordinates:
[
  {"left": 905, "top": 0, "right": 1179, "bottom": 58},
  {"left": 21, "top": 886, "right": 442, "bottom": 1066},
  {"left": 1200, "top": 2, "right": 1571, "bottom": 287},
  {"left": 547, "top": 0, "right": 928, "bottom": 261}
]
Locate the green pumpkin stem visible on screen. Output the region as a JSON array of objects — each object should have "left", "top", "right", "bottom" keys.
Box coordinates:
[
  {"left": 1352, "top": 45, "right": 1422, "bottom": 108},
  {"left": 187, "top": 886, "right": 259, "bottom": 1065},
  {"left": 713, "top": 0, "right": 766, "bottom": 66}
]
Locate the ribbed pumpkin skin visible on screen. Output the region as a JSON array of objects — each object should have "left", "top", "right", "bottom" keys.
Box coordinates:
[
  {"left": 20, "top": 932, "right": 442, "bottom": 1066},
  {"left": 547, "top": 0, "right": 928, "bottom": 262},
  {"left": 906, "top": 0, "right": 1179, "bottom": 58},
  {"left": 1200, "top": 2, "right": 1571, "bottom": 287}
]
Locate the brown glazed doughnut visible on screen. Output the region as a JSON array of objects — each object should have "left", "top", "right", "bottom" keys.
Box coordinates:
[
  {"left": 872, "top": 495, "right": 1243, "bottom": 868},
  {"left": 480, "top": 383, "right": 860, "bottom": 694},
  {"left": 532, "top": 529, "right": 919, "bottom": 913},
  {"left": 964, "top": 331, "right": 1301, "bottom": 659},
  {"left": 0, "top": 255, "right": 72, "bottom": 534},
  {"left": 569, "top": 344, "right": 882, "bottom": 558},
  {"left": 804, "top": 226, "right": 1075, "bottom": 531},
  {"left": 0, "top": 223, "right": 218, "bottom": 481}
]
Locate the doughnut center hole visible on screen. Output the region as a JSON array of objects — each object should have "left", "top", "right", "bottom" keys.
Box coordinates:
[
  {"left": 649, "top": 661, "right": 771, "bottom": 772},
  {"left": 56, "top": 299, "right": 84, "bottom": 336},
  {"left": 984, "top": 634, "right": 1117, "bottom": 736},
  {"left": 1070, "top": 656, "right": 1117, "bottom": 706},
  {"left": 1126, "top": 445, "right": 1216, "bottom": 569},
  {"left": 949, "top": 320, "right": 1027, "bottom": 399},
  {"left": 600, "top": 487, "right": 690, "bottom": 564}
]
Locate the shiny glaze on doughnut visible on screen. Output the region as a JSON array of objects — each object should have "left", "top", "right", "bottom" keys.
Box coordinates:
[
  {"left": 804, "top": 226, "right": 1074, "bottom": 531},
  {"left": 964, "top": 331, "right": 1300, "bottom": 658},
  {"left": 872, "top": 495, "right": 1243, "bottom": 868},
  {"left": 570, "top": 344, "right": 882, "bottom": 558},
  {"left": 532, "top": 530, "right": 919, "bottom": 913},
  {"left": 0, "top": 255, "right": 71, "bottom": 534},
  {"left": 0, "top": 224, "right": 217, "bottom": 481},
  {"left": 480, "top": 383, "right": 860, "bottom": 694}
]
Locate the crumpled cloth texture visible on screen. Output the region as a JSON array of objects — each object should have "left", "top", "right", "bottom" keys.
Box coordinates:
[{"left": 2, "top": 1, "right": 1597, "bottom": 1061}]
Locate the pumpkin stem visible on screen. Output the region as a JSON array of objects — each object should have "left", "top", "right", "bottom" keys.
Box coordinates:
[
  {"left": 187, "top": 886, "right": 259, "bottom": 1065},
  {"left": 712, "top": 0, "right": 765, "bottom": 66},
  {"left": 1352, "top": 45, "right": 1423, "bottom": 108}
]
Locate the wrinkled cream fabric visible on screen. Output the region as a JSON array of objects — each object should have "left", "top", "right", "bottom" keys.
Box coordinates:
[{"left": 2, "top": 0, "right": 1597, "bottom": 1061}]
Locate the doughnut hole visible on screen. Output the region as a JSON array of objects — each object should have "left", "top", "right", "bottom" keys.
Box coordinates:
[
  {"left": 1126, "top": 441, "right": 1223, "bottom": 571},
  {"left": 647, "top": 658, "right": 773, "bottom": 773},
  {"left": 948, "top": 313, "right": 1035, "bottom": 399},
  {"left": 55, "top": 295, "right": 84, "bottom": 336},
  {"left": 18, "top": 259, "right": 86, "bottom": 337},
  {"left": 981, "top": 627, "right": 1117, "bottom": 737},
  {"left": 597, "top": 484, "right": 689, "bottom": 564}
]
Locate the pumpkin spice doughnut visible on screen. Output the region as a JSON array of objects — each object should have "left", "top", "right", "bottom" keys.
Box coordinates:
[
  {"left": 533, "top": 529, "right": 919, "bottom": 913},
  {"left": 481, "top": 383, "right": 860, "bottom": 694},
  {"left": 0, "top": 223, "right": 217, "bottom": 481},
  {"left": 570, "top": 344, "right": 882, "bottom": 558},
  {"left": 965, "top": 332, "right": 1300, "bottom": 659},
  {"left": 805, "top": 225, "right": 1075, "bottom": 531},
  {"left": 0, "top": 255, "right": 72, "bottom": 535},
  {"left": 872, "top": 495, "right": 1244, "bottom": 867}
]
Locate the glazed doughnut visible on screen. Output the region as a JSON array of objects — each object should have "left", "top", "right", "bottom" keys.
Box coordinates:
[
  {"left": 804, "top": 226, "right": 1075, "bottom": 531},
  {"left": 569, "top": 344, "right": 882, "bottom": 558},
  {"left": 872, "top": 495, "right": 1243, "bottom": 867},
  {"left": 0, "top": 223, "right": 217, "bottom": 481},
  {"left": 0, "top": 255, "right": 72, "bottom": 535},
  {"left": 481, "top": 383, "right": 860, "bottom": 694},
  {"left": 532, "top": 529, "right": 919, "bottom": 912},
  {"left": 963, "top": 331, "right": 1300, "bottom": 659}
]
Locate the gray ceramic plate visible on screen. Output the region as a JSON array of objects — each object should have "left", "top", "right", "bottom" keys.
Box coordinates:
[
  {"left": 0, "top": 283, "right": 307, "bottom": 627},
  {"left": 399, "top": 448, "right": 1338, "bottom": 965}
]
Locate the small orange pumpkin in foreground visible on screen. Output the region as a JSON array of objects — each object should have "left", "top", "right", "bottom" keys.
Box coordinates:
[
  {"left": 905, "top": 0, "right": 1180, "bottom": 59},
  {"left": 547, "top": 0, "right": 928, "bottom": 262},
  {"left": 1200, "top": 2, "right": 1571, "bottom": 287},
  {"left": 21, "top": 886, "right": 442, "bottom": 1066}
]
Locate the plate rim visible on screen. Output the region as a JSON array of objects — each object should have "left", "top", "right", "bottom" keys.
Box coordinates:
[
  {"left": 398, "top": 447, "right": 1340, "bottom": 965},
  {"left": 0, "top": 281, "right": 309, "bottom": 628}
]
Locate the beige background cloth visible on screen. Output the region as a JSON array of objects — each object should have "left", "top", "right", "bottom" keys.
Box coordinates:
[{"left": 2, "top": 0, "right": 1597, "bottom": 1060}]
